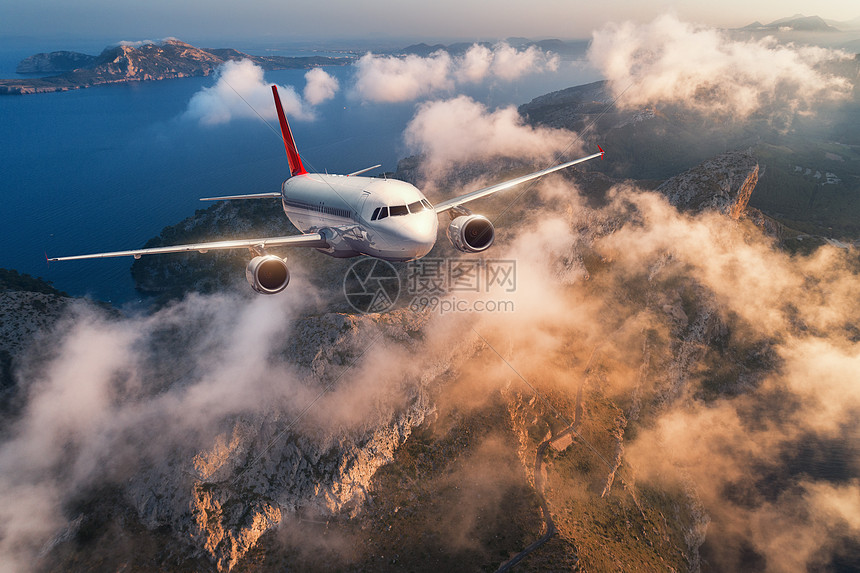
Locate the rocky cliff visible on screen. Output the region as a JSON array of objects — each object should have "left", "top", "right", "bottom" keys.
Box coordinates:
[
  {"left": 657, "top": 150, "right": 759, "bottom": 219},
  {"left": 0, "top": 271, "right": 71, "bottom": 415}
]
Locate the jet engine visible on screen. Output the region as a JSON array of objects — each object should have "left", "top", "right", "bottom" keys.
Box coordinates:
[
  {"left": 246, "top": 255, "right": 290, "bottom": 294},
  {"left": 447, "top": 215, "right": 495, "bottom": 253}
]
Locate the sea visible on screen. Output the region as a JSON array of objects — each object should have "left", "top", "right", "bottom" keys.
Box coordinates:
[{"left": 0, "top": 40, "right": 601, "bottom": 304}]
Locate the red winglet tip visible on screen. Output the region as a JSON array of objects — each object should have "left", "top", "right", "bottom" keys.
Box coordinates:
[
  {"left": 45, "top": 251, "right": 50, "bottom": 265},
  {"left": 598, "top": 144, "right": 605, "bottom": 159}
]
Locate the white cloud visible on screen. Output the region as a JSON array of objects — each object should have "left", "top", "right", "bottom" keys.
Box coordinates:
[
  {"left": 183, "top": 60, "right": 337, "bottom": 126},
  {"left": 403, "top": 95, "right": 578, "bottom": 177},
  {"left": 453, "top": 44, "right": 493, "bottom": 84},
  {"left": 115, "top": 38, "right": 177, "bottom": 48},
  {"left": 588, "top": 14, "right": 854, "bottom": 119},
  {"left": 489, "top": 43, "right": 559, "bottom": 81},
  {"left": 303, "top": 67, "right": 339, "bottom": 106},
  {"left": 352, "top": 50, "right": 454, "bottom": 103},
  {"left": 353, "top": 43, "right": 561, "bottom": 103}
]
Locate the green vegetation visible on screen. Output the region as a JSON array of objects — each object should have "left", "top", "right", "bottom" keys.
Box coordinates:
[
  {"left": 0, "top": 268, "right": 67, "bottom": 296},
  {"left": 595, "top": 105, "right": 860, "bottom": 240},
  {"left": 752, "top": 137, "right": 860, "bottom": 238}
]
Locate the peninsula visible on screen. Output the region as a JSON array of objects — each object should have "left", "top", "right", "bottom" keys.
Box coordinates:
[{"left": 0, "top": 39, "right": 351, "bottom": 95}]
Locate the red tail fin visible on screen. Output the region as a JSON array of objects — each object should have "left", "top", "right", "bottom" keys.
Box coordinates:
[{"left": 272, "top": 85, "right": 307, "bottom": 177}]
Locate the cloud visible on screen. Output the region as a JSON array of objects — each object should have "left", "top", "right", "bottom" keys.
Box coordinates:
[
  {"left": 385, "top": 160, "right": 859, "bottom": 572},
  {"left": 556, "top": 188, "right": 860, "bottom": 571},
  {"left": 303, "top": 67, "right": 339, "bottom": 106},
  {"left": 352, "top": 50, "right": 454, "bottom": 104},
  {"left": 488, "top": 43, "right": 559, "bottom": 81},
  {"left": 183, "top": 60, "right": 335, "bottom": 125},
  {"left": 403, "top": 95, "right": 579, "bottom": 178},
  {"left": 588, "top": 14, "right": 854, "bottom": 119},
  {"left": 453, "top": 44, "right": 492, "bottom": 84},
  {"left": 115, "top": 38, "right": 176, "bottom": 48},
  {"left": 352, "top": 43, "right": 560, "bottom": 103}
]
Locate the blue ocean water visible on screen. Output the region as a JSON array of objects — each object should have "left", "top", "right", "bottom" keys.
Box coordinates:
[{"left": 0, "top": 43, "right": 599, "bottom": 303}]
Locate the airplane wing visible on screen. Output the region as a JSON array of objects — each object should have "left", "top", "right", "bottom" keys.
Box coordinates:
[
  {"left": 48, "top": 233, "right": 329, "bottom": 261},
  {"left": 433, "top": 147, "right": 604, "bottom": 214}
]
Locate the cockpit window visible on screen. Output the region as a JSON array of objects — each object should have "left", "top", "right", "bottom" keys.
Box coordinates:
[
  {"left": 407, "top": 200, "right": 424, "bottom": 213},
  {"left": 389, "top": 205, "right": 408, "bottom": 216},
  {"left": 421, "top": 199, "right": 433, "bottom": 209},
  {"left": 377, "top": 206, "right": 389, "bottom": 220},
  {"left": 370, "top": 207, "right": 381, "bottom": 221}
]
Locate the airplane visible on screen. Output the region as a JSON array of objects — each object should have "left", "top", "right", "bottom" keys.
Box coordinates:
[{"left": 49, "top": 85, "right": 604, "bottom": 295}]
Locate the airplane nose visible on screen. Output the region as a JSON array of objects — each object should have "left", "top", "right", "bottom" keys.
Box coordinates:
[
  {"left": 413, "top": 214, "right": 438, "bottom": 243},
  {"left": 389, "top": 213, "right": 438, "bottom": 256}
]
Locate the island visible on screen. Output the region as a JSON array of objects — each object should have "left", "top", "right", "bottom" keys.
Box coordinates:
[{"left": 0, "top": 38, "right": 352, "bottom": 95}]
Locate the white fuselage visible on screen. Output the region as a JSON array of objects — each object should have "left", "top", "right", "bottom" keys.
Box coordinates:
[{"left": 281, "top": 173, "right": 438, "bottom": 261}]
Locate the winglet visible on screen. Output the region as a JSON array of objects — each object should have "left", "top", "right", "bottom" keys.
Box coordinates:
[
  {"left": 272, "top": 85, "right": 307, "bottom": 177},
  {"left": 598, "top": 145, "right": 605, "bottom": 160}
]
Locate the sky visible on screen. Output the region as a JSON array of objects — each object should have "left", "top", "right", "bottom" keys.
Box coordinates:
[{"left": 2, "top": 0, "right": 859, "bottom": 45}]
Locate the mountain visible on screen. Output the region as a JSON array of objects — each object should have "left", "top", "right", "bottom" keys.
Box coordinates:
[
  {"left": 767, "top": 13, "right": 808, "bottom": 26},
  {"left": 743, "top": 14, "right": 839, "bottom": 32},
  {"left": 0, "top": 39, "right": 351, "bottom": 95},
  {"left": 828, "top": 15, "right": 860, "bottom": 30}
]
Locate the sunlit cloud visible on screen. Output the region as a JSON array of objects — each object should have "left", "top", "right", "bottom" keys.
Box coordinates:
[
  {"left": 302, "top": 67, "right": 339, "bottom": 106},
  {"left": 588, "top": 14, "right": 854, "bottom": 119},
  {"left": 403, "top": 95, "right": 578, "bottom": 178},
  {"left": 183, "top": 60, "right": 338, "bottom": 125},
  {"left": 352, "top": 42, "right": 560, "bottom": 103}
]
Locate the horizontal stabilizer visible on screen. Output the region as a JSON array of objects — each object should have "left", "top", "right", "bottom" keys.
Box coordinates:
[
  {"left": 200, "top": 192, "right": 281, "bottom": 201},
  {"left": 347, "top": 164, "right": 382, "bottom": 177}
]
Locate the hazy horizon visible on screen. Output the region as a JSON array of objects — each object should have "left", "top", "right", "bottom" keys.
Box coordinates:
[{"left": 2, "top": 1, "right": 859, "bottom": 48}]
